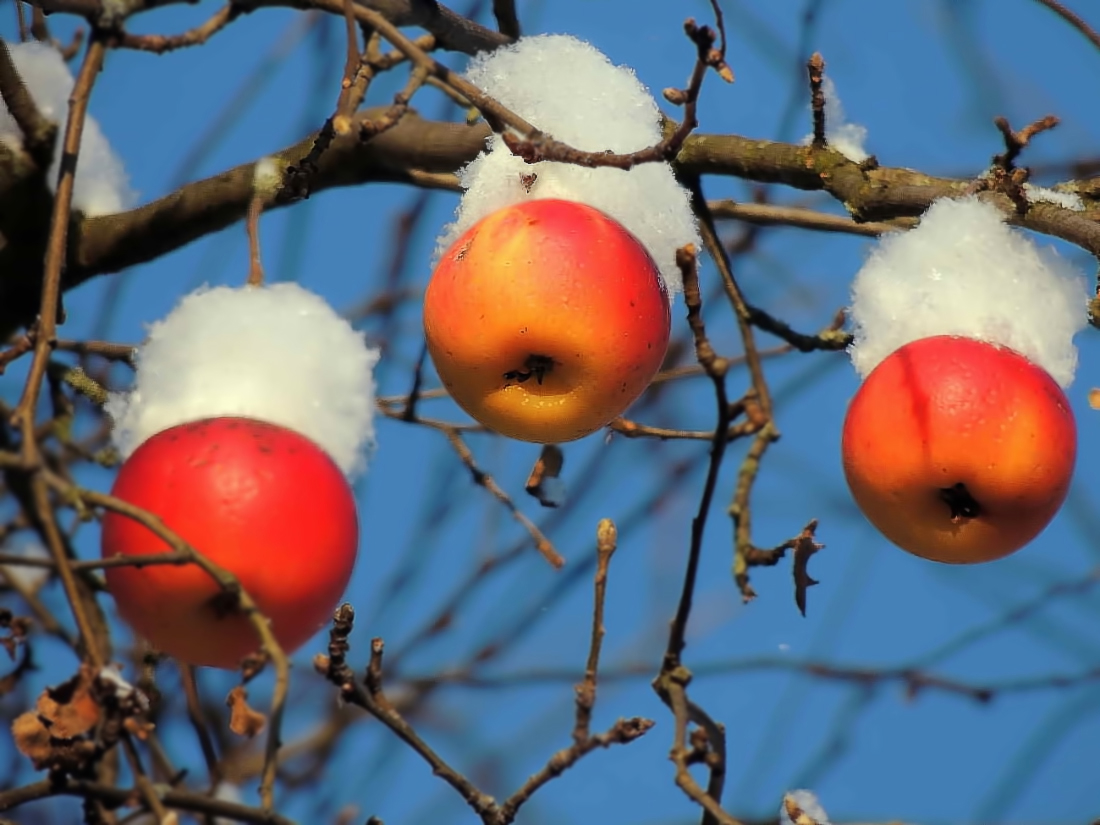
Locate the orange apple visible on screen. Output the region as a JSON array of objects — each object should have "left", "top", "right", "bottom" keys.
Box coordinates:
[
  {"left": 424, "top": 198, "right": 671, "bottom": 443},
  {"left": 842, "top": 335, "right": 1076, "bottom": 564},
  {"left": 101, "top": 417, "right": 358, "bottom": 669}
]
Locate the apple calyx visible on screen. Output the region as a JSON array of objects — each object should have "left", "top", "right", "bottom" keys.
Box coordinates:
[
  {"left": 938, "top": 482, "right": 982, "bottom": 524},
  {"left": 503, "top": 354, "right": 556, "bottom": 387}
]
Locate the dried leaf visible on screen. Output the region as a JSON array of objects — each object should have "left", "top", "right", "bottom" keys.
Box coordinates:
[
  {"left": 38, "top": 668, "right": 100, "bottom": 739},
  {"left": 1089, "top": 388, "right": 1100, "bottom": 409},
  {"left": 12, "top": 710, "right": 52, "bottom": 768},
  {"left": 525, "top": 444, "right": 566, "bottom": 508},
  {"left": 226, "top": 685, "right": 266, "bottom": 738},
  {"left": 12, "top": 704, "right": 97, "bottom": 772},
  {"left": 792, "top": 520, "right": 824, "bottom": 617}
]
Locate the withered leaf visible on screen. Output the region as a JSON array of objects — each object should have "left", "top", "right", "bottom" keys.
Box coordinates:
[
  {"left": 12, "top": 665, "right": 104, "bottom": 771},
  {"left": 38, "top": 667, "right": 100, "bottom": 739},
  {"left": 226, "top": 685, "right": 266, "bottom": 738},
  {"left": 792, "top": 520, "right": 825, "bottom": 617},
  {"left": 525, "top": 444, "right": 566, "bottom": 508},
  {"left": 12, "top": 710, "right": 53, "bottom": 769}
]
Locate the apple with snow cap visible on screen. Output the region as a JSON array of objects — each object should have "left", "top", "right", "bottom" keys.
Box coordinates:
[
  {"left": 841, "top": 197, "right": 1086, "bottom": 564},
  {"left": 424, "top": 35, "right": 700, "bottom": 443},
  {"left": 102, "top": 284, "right": 379, "bottom": 669}
]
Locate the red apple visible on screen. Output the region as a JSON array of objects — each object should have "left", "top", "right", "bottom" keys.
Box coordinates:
[
  {"left": 101, "top": 417, "right": 358, "bottom": 669},
  {"left": 424, "top": 198, "right": 671, "bottom": 443},
  {"left": 842, "top": 335, "right": 1076, "bottom": 564}
]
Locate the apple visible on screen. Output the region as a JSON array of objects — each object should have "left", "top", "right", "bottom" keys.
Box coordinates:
[
  {"left": 424, "top": 198, "right": 671, "bottom": 443},
  {"left": 842, "top": 335, "right": 1076, "bottom": 564},
  {"left": 101, "top": 417, "right": 358, "bottom": 669}
]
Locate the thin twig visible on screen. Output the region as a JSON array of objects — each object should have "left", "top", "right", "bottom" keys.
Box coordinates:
[
  {"left": 314, "top": 606, "right": 499, "bottom": 821},
  {"left": 180, "top": 664, "right": 222, "bottom": 788},
  {"left": 730, "top": 421, "right": 780, "bottom": 602},
  {"left": 119, "top": 733, "right": 170, "bottom": 823},
  {"left": 15, "top": 1, "right": 29, "bottom": 40},
  {"left": 359, "top": 64, "right": 430, "bottom": 141},
  {"left": 708, "top": 199, "right": 914, "bottom": 236},
  {"left": 442, "top": 427, "right": 564, "bottom": 569},
  {"left": 117, "top": 4, "right": 239, "bottom": 52},
  {"left": 491, "top": 0, "right": 520, "bottom": 39},
  {"left": 0, "top": 335, "right": 34, "bottom": 376},
  {"left": 574, "top": 519, "right": 616, "bottom": 743},
  {"left": 0, "top": 777, "right": 299, "bottom": 823},
  {"left": 688, "top": 181, "right": 773, "bottom": 416},
  {"left": 12, "top": 32, "right": 107, "bottom": 440},
  {"left": 662, "top": 245, "right": 732, "bottom": 667},
  {"left": 55, "top": 339, "right": 136, "bottom": 365},
  {"left": 246, "top": 194, "right": 265, "bottom": 286},
  {"left": 806, "top": 53, "right": 826, "bottom": 149},
  {"left": 1032, "top": 0, "right": 1100, "bottom": 53},
  {"left": 993, "top": 114, "right": 1060, "bottom": 170},
  {"left": 3, "top": 32, "right": 113, "bottom": 669}
]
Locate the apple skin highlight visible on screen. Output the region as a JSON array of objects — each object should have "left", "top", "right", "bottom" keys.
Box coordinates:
[
  {"left": 841, "top": 335, "right": 1076, "bottom": 564},
  {"left": 424, "top": 198, "right": 672, "bottom": 443},
  {"left": 102, "top": 417, "right": 359, "bottom": 669}
]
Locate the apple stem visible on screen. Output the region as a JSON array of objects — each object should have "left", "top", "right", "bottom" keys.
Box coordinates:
[
  {"left": 504, "top": 354, "right": 555, "bottom": 386},
  {"left": 939, "top": 483, "right": 982, "bottom": 523}
]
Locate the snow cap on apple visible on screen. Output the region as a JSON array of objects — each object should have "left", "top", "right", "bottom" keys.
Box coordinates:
[
  {"left": 842, "top": 196, "right": 1089, "bottom": 564},
  {"left": 106, "top": 282, "right": 380, "bottom": 476},
  {"left": 847, "top": 195, "right": 1089, "bottom": 387},
  {"left": 435, "top": 34, "right": 701, "bottom": 298}
]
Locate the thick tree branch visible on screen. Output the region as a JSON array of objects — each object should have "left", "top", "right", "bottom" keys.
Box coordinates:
[{"left": 3, "top": 112, "right": 1100, "bottom": 338}]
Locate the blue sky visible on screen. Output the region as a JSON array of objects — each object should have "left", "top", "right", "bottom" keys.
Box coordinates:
[{"left": 2, "top": 1, "right": 1099, "bottom": 824}]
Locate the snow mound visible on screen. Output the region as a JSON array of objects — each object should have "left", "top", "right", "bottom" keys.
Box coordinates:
[
  {"left": 848, "top": 196, "right": 1089, "bottom": 387},
  {"left": 106, "top": 283, "right": 380, "bottom": 477}
]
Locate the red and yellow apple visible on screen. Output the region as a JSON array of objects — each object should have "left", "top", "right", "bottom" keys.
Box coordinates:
[
  {"left": 842, "top": 335, "right": 1076, "bottom": 564},
  {"left": 424, "top": 198, "right": 671, "bottom": 443},
  {"left": 101, "top": 417, "right": 358, "bottom": 669}
]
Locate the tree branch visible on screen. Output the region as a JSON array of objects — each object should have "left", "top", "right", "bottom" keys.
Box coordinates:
[{"left": 4, "top": 113, "right": 1099, "bottom": 338}]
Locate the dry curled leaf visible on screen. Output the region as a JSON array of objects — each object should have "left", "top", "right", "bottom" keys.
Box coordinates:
[
  {"left": 226, "top": 685, "right": 266, "bottom": 738},
  {"left": 792, "top": 520, "right": 824, "bottom": 617},
  {"left": 12, "top": 710, "right": 55, "bottom": 770},
  {"left": 525, "top": 444, "right": 566, "bottom": 508},
  {"left": 13, "top": 666, "right": 102, "bottom": 771},
  {"left": 35, "top": 666, "right": 101, "bottom": 739}
]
